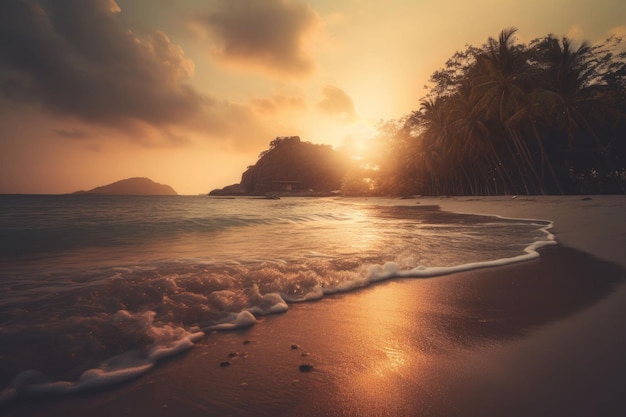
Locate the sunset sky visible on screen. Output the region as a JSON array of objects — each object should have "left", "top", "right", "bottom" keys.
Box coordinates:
[{"left": 1, "top": 0, "right": 624, "bottom": 195}]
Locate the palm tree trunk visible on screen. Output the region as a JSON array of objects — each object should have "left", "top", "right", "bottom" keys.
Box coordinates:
[{"left": 530, "top": 120, "right": 565, "bottom": 194}]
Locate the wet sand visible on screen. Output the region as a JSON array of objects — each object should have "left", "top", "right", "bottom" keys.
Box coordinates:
[{"left": 4, "top": 195, "right": 626, "bottom": 417}]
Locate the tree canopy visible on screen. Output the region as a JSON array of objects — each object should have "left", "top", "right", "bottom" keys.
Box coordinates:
[
  {"left": 358, "top": 28, "right": 626, "bottom": 196},
  {"left": 212, "top": 29, "right": 625, "bottom": 197},
  {"left": 239, "top": 136, "right": 349, "bottom": 194}
]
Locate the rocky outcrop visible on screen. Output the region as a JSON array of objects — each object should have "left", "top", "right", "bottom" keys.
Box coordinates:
[{"left": 209, "top": 183, "right": 247, "bottom": 196}]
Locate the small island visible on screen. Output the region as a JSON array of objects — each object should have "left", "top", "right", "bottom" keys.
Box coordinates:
[
  {"left": 73, "top": 177, "right": 178, "bottom": 196},
  {"left": 210, "top": 136, "right": 349, "bottom": 197}
]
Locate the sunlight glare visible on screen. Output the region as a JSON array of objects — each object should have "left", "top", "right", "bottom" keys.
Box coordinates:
[
  {"left": 339, "top": 120, "right": 378, "bottom": 160},
  {"left": 333, "top": 282, "right": 427, "bottom": 411}
]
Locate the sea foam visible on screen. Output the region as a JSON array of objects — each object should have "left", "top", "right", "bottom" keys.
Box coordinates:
[
  {"left": 0, "top": 311, "right": 204, "bottom": 405},
  {"left": 0, "top": 197, "right": 557, "bottom": 405}
]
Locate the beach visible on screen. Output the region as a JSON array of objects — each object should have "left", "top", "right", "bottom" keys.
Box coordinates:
[{"left": 3, "top": 195, "right": 625, "bottom": 417}]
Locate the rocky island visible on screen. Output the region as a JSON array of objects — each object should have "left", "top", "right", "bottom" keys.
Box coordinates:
[
  {"left": 210, "top": 136, "right": 349, "bottom": 196},
  {"left": 73, "top": 177, "right": 177, "bottom": 195}
]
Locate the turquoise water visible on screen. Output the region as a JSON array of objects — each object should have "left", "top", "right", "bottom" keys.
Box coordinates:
[{"left": 0, "top": 195, "right": 554, "bottom": 403}]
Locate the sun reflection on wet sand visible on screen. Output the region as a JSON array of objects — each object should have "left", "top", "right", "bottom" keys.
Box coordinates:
[
  {"left": 329, "top": 281, "right": 429, "bottom": 412},
  {"left": 373, "top": 338, "right": 407, "bottom": 377}
]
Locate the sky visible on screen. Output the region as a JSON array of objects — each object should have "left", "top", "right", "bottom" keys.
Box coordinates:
[{"left": 1, "top": 0, "right": 624, "bottom": 195}]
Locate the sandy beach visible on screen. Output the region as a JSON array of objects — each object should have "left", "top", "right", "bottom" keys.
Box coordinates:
[{"left": 4, "top": 195, "right": 625, "bottom": 417}]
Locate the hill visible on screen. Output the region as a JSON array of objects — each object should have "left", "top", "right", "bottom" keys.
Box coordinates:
[
  {"left": 210, "top": 136, "right": 350, "bottom": 196},
  {"left": 74, "top": 177, "right": 177, "bottom": 195}
]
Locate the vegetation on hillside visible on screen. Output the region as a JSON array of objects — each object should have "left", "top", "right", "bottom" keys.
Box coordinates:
[
  {"left": 211, "top": 136, "right": 350, "bottom": 195},
  {"left": 74, "top": 177, "right": 177, "bottom": 195},
  {"left": 213, "top": 29, "right": 625, "bottom": 197},
  {"left": 355, "top": 28, "right": 626, "bottom": 195}
]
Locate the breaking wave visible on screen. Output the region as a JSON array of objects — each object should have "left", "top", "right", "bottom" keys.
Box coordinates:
[{"left": 0, "top": 196, "right": 555, "bottom": 404}]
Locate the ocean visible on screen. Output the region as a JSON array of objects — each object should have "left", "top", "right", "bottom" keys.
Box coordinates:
[{"left": 0, "top": 195, "right": 555, "bottom": 404}]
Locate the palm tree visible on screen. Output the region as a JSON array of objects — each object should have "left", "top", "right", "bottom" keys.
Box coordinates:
[
  {"left": 533, "top": 35, "right": 621, "bottom": 192},
  {"left": 447, "top": 83, "right": 514, "bottom": 194},
  {"left": 469, "top": 28, "right": 547, "bottom": 193},
  {"left": 374, "top": 28, "right": 626, "bottom": 196}
]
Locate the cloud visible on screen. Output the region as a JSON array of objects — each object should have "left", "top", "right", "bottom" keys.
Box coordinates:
[
  {"left": 0, "top": 0, "right": 277, "bottom": 151},
  {"left": 53, "top": 128, "right": 90, "bottom": 139},
  {"left": 195, "top": 0, "right": 320, "bottom": 78},
  {"left": 609, "top": 25, "right": 626, "bottom": 38},
  {"left": 0, "top": 0, "right": 202, "bottom": 131},
  {"left": 317, "top": 85, "right": 356, "bottom": 122},
  {"left": 251, "top": 94, "right": 306, "bottom": 114},
  {"left": 175, "top": 99, "right": 274, "bottom": 152},
  {"left": 565, "top": 25, "right": 584, "bottom": 41}
]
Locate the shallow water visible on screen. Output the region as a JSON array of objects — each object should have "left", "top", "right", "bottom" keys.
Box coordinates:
[{"left": 0, "top": 195, "right": 554, "bottom": 403}]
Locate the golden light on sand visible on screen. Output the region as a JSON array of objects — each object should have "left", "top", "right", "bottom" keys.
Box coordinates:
[
  {"left": 354, "top": 283, "right": 424, "bottom": 378},
  {"left": 371, "top": 338, "right": 408, "bottom": 377},
  {"left": 330, "top": 282, "right": 427, "bottom": 413}
]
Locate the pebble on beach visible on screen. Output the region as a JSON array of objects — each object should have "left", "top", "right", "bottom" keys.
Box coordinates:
[{"left": 299, "top": 364, "right": 314, "bottom": 372}]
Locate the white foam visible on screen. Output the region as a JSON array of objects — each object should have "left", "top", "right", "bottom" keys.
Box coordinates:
[
  {"left": 206, "top": 310, "right": 256, "bottom": 331},
  {"left": 76, "top": 362, "right": 154, "bottom": 391},
  {"left": 148, "top": 336, "right": 196, "bottom": 362},
  {"left": 0, "top": 360, "right": 155, "bottom": 405},
  {"left": 0, "top": 313, "right": 207, "bottom": 406},
  {"left": 245, "top": 291, "right": 289, "bottom": 315},
  {"left": 370, "top": 218, "right": 556, "bottom": 281},
  {"left": 280, "top": 285, "right": 324, "bottom": 302},
  {"left": 1, "top": 209, "right": 558, "bottom": 406}
]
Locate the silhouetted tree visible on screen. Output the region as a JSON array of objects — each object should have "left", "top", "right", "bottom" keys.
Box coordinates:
[
  {"left": 366, "top": 28, "right": 626, "bottom": 196},
  {"left": 240, "top": 136, "right": 350, "bottom": 194}
]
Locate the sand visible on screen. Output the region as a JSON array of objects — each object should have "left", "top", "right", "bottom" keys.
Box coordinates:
[{"left": 4, "top": 195, "right": 625, "bottom": 417}]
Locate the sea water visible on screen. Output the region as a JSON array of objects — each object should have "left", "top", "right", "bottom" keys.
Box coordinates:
[{"left": 0, "top": 195, "right": 555, "bottom": 403}]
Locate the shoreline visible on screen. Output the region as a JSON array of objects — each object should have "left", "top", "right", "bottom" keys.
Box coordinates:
[
  {"left": 4, "top": 195, "right": 625, "bottom": 417},
  {"left": 420, "top": 195, "right": 626, "bottom": 268}
]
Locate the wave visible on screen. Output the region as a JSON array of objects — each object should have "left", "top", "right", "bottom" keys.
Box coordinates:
[
  {"left": 0, "top": 198, "right": 556, "bottom": 405},
  {"left": 0, "top": 198, "right": 351, "bottom": 258},
  {"left": 0, "top": 310, "right": 204, "bottom": 405},
  {"left": 0, "top": 218, "right": 555, "bottom": 406}
]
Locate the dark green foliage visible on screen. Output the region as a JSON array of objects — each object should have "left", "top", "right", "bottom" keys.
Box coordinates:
[
  {"left": 368, "top": 28, "right": 626, "bottom": 196},
  {"left": 239, "top": 136, "right": 350, "bottom": 194}
]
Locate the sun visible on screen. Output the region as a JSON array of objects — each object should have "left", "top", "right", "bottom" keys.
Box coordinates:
[{"left": 341, "top": 120, "right": 378, "bottom": 160}]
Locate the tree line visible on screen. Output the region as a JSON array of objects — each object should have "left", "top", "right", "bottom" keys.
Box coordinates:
[{"left": 349, "top": 28, "right": 626, "bottom": 196}]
